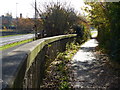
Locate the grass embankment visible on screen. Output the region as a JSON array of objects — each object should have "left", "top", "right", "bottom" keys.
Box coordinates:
[
  {"left": 41, "top": 41, "right": 81, "bottom": 89},
  {"left": 0, "top": 39, "right": 33, "bottom": 51}
]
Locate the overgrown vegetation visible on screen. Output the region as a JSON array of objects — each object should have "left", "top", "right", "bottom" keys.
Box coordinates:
[
  {"left": 36, "top": 2, "right": 90, "bottom": 38},
  {"left": 85, "top": 2, "right": 120, "bottom": 63},
  {"left": 40, "top": 41, "right": 81, "bottom": 89},
  {"left": 37, "top": 2, "right": 77, "bottom": 37},
  {"left": 37, "top": 2, "right": 90, "bottom": 88}
]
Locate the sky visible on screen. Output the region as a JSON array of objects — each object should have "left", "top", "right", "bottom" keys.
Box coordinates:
[{"left": 0, "top": 0, "right": 87, "bottom": 18}]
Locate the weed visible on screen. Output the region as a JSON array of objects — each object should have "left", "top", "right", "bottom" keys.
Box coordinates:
[{"left": 41, "top": 40, "right": 81, "bottom": 89}]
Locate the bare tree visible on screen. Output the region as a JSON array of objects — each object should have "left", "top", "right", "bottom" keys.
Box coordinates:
[{"left": 37, "top": 2, "right": 78, "bottom": 37}]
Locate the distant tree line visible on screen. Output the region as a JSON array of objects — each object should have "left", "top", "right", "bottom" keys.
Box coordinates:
[
  {"left": 0, "top": 13, "right": 34, "bottom": 32},
  {"left": 16, "top": 18, "right": 34, "bottom": 32}
]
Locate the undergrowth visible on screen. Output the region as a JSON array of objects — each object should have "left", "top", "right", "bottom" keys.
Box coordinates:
[{"left": 40, "top": 41, "right": 80, "bottom": 89}]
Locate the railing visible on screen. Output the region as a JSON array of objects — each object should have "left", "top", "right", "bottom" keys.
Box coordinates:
[{"left": 2, "top": 34, "right": 76, "bottom": 89}]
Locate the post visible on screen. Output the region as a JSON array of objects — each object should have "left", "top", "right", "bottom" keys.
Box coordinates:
[
  {"left": 16, "top": 3, "right": 18, "bottom": 30},
  {"left": 16, "top": 3, "right": 18, "bottom": 19},
  {"left": 34, "top": 0, "right": 37, "bottom": 40}
]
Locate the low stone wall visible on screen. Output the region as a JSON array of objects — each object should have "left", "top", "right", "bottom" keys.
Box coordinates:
[{"left": 2, "top": 34, "right": 76, "bottom": 89}]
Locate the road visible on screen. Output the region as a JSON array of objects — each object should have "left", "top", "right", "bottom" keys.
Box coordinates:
[
  {"left": 0, "top": 34, "right": 35, "bottom": 46},
  {"left": 1, "top": 42, "right": 30, "bottom": 58},
  {"left": 0, "top": 34, "right": 35, "bottom": 61}
]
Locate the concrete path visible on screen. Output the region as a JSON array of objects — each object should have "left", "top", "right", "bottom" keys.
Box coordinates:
[{"left": 70, "top": 39, "right": 120, "bottom": 89}]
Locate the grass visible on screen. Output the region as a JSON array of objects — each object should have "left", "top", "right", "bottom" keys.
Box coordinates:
[
  {"left": 0, "top": 29, "right": 14, "bottom": 31},
  {"left": 57, "top": 42, "right": 80, "bottom": 89},
  {"left": 0, "top": 34, "right": 31, "bottom": 38},
  {"left": 0, "top": 38, "right": 33, "bottom": 51}
]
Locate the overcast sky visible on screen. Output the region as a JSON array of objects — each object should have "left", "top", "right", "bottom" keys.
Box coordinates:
[{"left": 0, "top": 0, "right": 86, "bottom": 18}]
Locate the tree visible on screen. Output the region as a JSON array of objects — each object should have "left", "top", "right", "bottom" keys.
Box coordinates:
[
  {"left": 38, "top": 2, "right": 78, "bottom": 37},
  {"left": 85, "top": 2, "right": 120, "bottom": 62},
  {"left": 15, "top": 18, "right": 34, "bottom": 32}
]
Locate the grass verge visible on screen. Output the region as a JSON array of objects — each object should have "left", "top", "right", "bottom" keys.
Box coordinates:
[
  {"left": 0, "top": 39, "right": 33, "bottom": 51},
  {"left": 0, "top": 29, "right": 14, "bottom": 31},
  {"left": 0, "top": 34, "right": 31, "bottom": 38}
]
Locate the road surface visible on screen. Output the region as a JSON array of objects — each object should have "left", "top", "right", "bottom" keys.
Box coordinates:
[
  {"left": 1, "top": 42, "right": 30, "bottom": 58},
  {"left": 0, "top": 34, "right": 35, "bottom": 46}
]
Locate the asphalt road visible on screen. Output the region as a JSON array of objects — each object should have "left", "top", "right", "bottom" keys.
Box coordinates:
[
  {"left": 1, "top": 34, "right": 35, "bottom": 60},
  {"left": 0, "top": 34, "right": 35, "bottom": 46},
  {"left": 1, "top": 41, "right": 33, "bottom": 60}
]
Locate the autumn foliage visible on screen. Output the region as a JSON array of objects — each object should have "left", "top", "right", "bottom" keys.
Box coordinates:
[{"left": 16, "top": 18, "right": 34, "bottom": 31}]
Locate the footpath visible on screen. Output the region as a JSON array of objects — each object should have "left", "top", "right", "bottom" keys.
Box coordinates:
[{"left": 70, "top": 39, "right": 120, "bottom": 89}]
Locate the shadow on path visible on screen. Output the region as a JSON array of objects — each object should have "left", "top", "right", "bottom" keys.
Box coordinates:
[{"left": 70, "top": 39, "right": 120, "bottom": 89}]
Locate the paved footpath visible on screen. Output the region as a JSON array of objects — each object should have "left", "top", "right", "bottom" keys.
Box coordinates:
[{"left": 70, "top": 39, "right": 120, "bottom": 89}]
